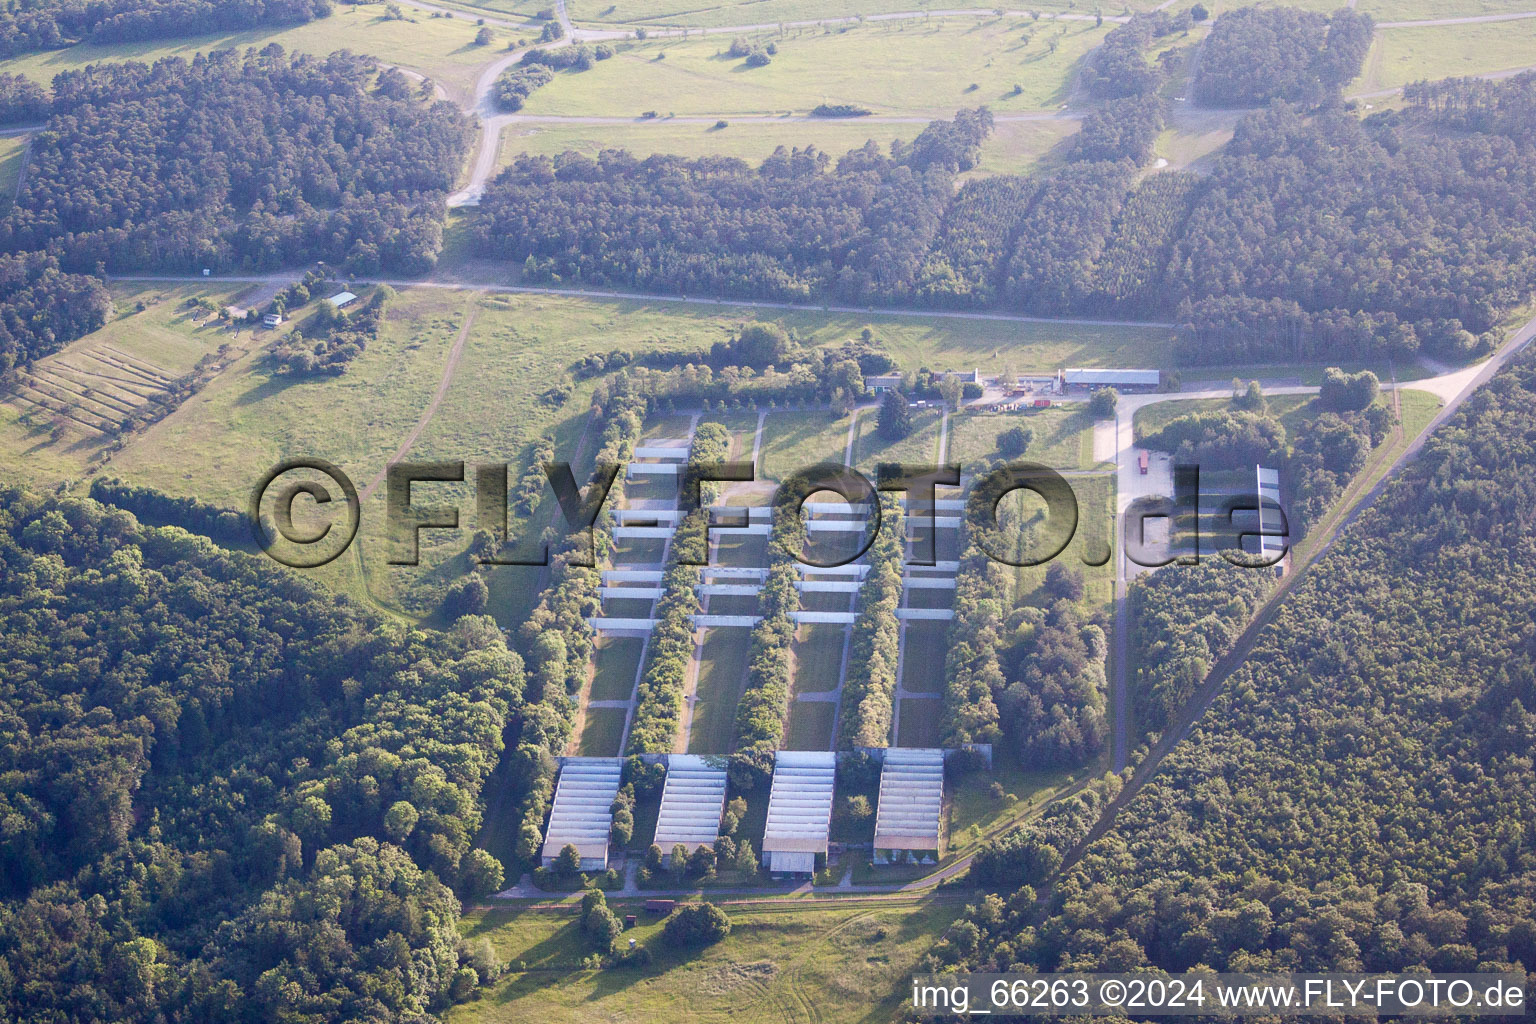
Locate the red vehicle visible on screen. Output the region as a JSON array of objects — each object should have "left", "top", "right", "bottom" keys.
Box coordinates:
[
  {"left": 1033, "top": 399, "right": 1051, "bottom": 408},
  {"left": 1138, "top": 450, "right": 1149, "bottom": 475}
]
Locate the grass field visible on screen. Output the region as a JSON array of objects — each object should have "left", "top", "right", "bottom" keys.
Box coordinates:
[
  {"left": 453, "top": 898, "right": 953, "bottom": 1024},
  {"left": 19, "top": 286, "right": 1161, "bottom": 620},
  {"left": 783, "top": 699, "right": 836, "bottom": 750},
  {"left": 0, "top": 135, "right": 27, "bottom": 201},
  {"left": 497, "top": 114, "right": 1080, "bottom": 178},
  {"left": 589, "top": 635, "right": 644, "bottom": 701},
  {"left": 560, "top": 0, "right": 1162, "bottom": 25},
  {"left": 790, "top": 623, "right": 846, "bottom": 694},
  {"left": 895, "top": 698, "right": 943, "bottom": 747},
  {"left": 689, "top": 628, "right": 754, "bottom": 753},
  {"left": 949, "top": 405, "right": 1100, "bottom": 471},
  {"left": 0, "top": 7, "right": 501, "bottom": 103},
  {"left": 898, "top": 620, "right": 947, "bottom": 696},
  {"left": 1356, "top": 0, "right": 1536, "bottom": 19},
  {"left": 852, "top": 405, "right": 944, "bottom": 469},
  {"left": 520, "top": 19, "right": 1109, "bottom": 117},
  {"left": 1353, "top": 20, "right": 1536, "bottom": 94},
  {"left": 577, "top": 706, "right": 628, "bottom": 755}
]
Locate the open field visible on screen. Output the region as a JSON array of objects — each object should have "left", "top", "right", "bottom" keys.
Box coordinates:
[
  {"left": 896, "top": 698, "right": 943, "bottom": 747},
  {"left": 14, "top": 287, "right": 1161, "bottom": 621},
  {"left": 1353, "top": 20, "right": 1536, "bottom": 94},
  {"left": 852, "top": 405, "right": 945, "bottom": 469},
  {"left": 783, "top": 699, "right": 836, "bottom": 750},
  {"left": 0, "top": 283, "right": 255, "bottom": 483},
  {"left": 949, "top": 405, "right": 1100, "bottom": 471},
  {"left": 790, "top": 624, "right": 846, "bottom": 695},
  {"left": 0, "top": 7, "right": 502, "bottom": 103},
  {"left": 521, "top": 19, "right": 1110, "bottom": 117},
  {"left": 899, "top": 620, "right": 947, "bottom": 696},
  {"left": 689, "top": 628, "right": 754, "bottom": 753},
  {"left": 589, "top": 636, "right": 644, "bottom": 701},
  {"left": 1356, "top": 0, "right": 1536, "bottom": 19},
  {"left": 0, "top": 135, "right": 27, "bottom": 201},
  {"left": 453, "top": 899, "right": 953, "bottom": 1024},
  {"left": 559, "top": 0, "right": 1161, "bottom": 26},
  {"left": 577, "top": 706, "right": 628, "bottom": 756},
  {"left": 498, "top": 114, "right": 1081, "bottom": 178}
]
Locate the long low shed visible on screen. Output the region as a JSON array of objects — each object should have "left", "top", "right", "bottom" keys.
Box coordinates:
[
  {"left": 873, "top": 748, "right": 944, "bottom": 864},
  {"left": 541, "top": 758, "right": 624, "bottom": 871},
  {"left": 653, "top": 754, "right": 729, "bottom": 859},
  {"left": 762, "top": 751, "right": 836, "bottom": 876}
]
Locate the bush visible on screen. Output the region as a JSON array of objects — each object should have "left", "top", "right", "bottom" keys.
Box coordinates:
[
  {"left": 998, "top": 425, "right": 1033, "bottom": 457},
  {"left": 663, "top": 903, "right": 732, "bottom": 947},
  {"left": 1089, "top": 388, "right": 1119, "bottom": 417}
]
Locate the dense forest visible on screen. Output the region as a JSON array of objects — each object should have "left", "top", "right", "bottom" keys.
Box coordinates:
[
  {"left": 0, "top": 488, "right": 516, "bottom": 1021},
  {"left": 0, "top": 0, "right": 331, "bottom": 58},
  {"left": 5, "top": 48, "right": 471, "bottom": 278},
  {"left": 0, "top": 251, "right": 113, "bottom": 372},
  {"left": 938, "top": 348, "right": 1536, "bottom": 981},
  {"left": 475, "top": 73, "right": 1536, "bottom": 363},
  {"left": 1194, "top": 7, "right": 1374, "bottom": 108},
  {"left": 475, "top": 111, "right": 990, "bottom": 306}
]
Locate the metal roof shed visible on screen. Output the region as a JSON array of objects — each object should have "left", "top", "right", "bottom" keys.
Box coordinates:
[
  {"left": 873, "top": 748, "right": 944, "bottom": 864},
  {"left": 540, "top": 758, "right": 623, "bottom": 871},
  {"left": 653, "top": 754, "right": 728, "bottom": 861},
  {"left": 762, "top": 750, "right": 836, "bottom": 876}
]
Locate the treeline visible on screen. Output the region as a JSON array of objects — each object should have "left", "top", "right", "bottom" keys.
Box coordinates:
[
  {"left": 836, "top": 493, "right": 905, "bottom": 748},
  {"left": 732, "top": 502, "right": 806, "bottom": 762},
  {"left": 0, "top": 251, "right": 113, "bottom": 371},
  {"left": 510, "top": 384, "right": 646, "bottom": 862},
  {"left": 939, "top": 516, "right": 1007, "bottom": 747},
  {"left": 87, "top": 477, "right": 250, "bottom": 546},
  {"left": 945, "top": 347, "right": 1536, "bottom": 984},
  {"left": 3, "top": 48, "right": 472, "bottom": 278},
  {"left": 0, "top": 72, "right": 49, "bottom": 124},
  {"left": 1195, "top": 7, "right": 1374, "bottom": 108},
  {"left": 0, "top": 0, "right": 330, "bottom": 58},
  {"left": 0, "top": 488, "right": 515, "bottom": 1021},
  {"left": 627, "top": 422, "right": 733, "bottom": 753}
]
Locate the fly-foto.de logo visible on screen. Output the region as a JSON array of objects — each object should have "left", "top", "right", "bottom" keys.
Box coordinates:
[{"left": 249, "top": 459, "right": 1289, "bottom": 571}]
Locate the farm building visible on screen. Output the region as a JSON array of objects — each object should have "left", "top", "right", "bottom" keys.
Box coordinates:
[
  {"left": 762, "top": 750, "right": 836, "bottom": 876},
  {"left": 540, "top": 757, "right": 623, "bottom": 871},
  {"left": 1256, "top": 465, "right": 1287, "bottom": 567},
  {"left": 873, "top": 748, "right": 945, "bottom": 865},
  {"left": 653, "top": 754, "right": 729, "bottom": 862},
  {"left": 866, "top": 373, "right": 903, "bottom": 393},
  {"left": 1058, "top": 367, "right": 1160, "bottom": 392},
  {"left": 327, "top": 291, "right": 358, "bottom": 309}
]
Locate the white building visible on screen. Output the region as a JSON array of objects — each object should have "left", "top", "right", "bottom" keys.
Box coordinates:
[
  {"left": 873, "top": 748, "right": 944, "bottom": 865},
  {"left": 540, "top": 758, "right": 623, "bottom": 871},
  {"left": 653, "top": 754, "right": 728, "bottom": 863},
  {"left": 328, "top": 291, "right": 358, "bottom": 309},
  {"left": 1059, "top": 367, "right": 1160, "bottom": 392},
  {"left": 762, "top": 750, "right": 836, "bottom": 876}
]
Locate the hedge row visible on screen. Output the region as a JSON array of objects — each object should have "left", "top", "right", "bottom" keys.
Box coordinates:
[
  {"left": 731, "top": 502, "right": 806, "bottom": 755},
  {"left": 836, "top": 493, "right": 905, "bottom": 748}
]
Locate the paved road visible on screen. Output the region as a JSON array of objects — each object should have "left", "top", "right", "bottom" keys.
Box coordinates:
[{"left": 1379, "top": 9, "right": 1536, "bottom": 27}]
